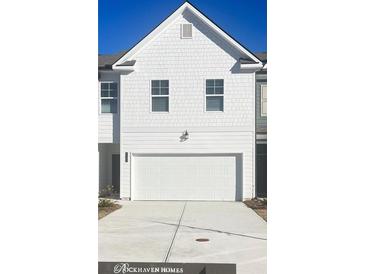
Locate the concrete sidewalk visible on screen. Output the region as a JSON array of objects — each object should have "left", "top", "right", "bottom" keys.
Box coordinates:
[{"left": 99, "top": 201, "right": 266, "bottom": 274}]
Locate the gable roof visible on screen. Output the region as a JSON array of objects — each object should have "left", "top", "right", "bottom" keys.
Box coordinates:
[
  {"left": 98, "top": 51, "right": 127, "bottom": 70},
  {"left": 112, "top": 1, "right": 262, "bottom": 70},
  {"left": 254, "top": 52, "right": 267, "bottom": 64}
]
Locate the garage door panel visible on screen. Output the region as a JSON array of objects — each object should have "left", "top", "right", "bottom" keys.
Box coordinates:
[{"left": 132, "top": 154, "right": 239, "bottom": 201}]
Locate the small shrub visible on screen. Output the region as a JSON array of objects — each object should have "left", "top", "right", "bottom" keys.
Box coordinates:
[
  {"left": 99, "top": 184, "right": 115, "bottom": 198},
  {"left": 98, "top": 198, "right": 115, "bottom": 208}
]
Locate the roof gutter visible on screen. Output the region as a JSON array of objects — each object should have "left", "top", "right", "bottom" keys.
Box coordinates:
[
  {"left": 112, "top": 60, "right": 136, "bottom": 71},
  {"left": 240, "top": 63, "right": 263, "bottom": 71},
  {"left": 113, "top": 66, "right": 135, "bottom": 72}
]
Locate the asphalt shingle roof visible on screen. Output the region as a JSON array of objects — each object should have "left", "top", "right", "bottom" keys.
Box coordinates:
[
  {"left": 98, "top": 51, "right": 127, "bottom": 69},
  {"left": 254, "top": 52, "right": 267, "bottom": 64}
]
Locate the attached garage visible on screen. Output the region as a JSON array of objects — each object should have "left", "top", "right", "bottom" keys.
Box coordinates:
[{"left": 131, "top": 154, "right": 242, "bottom": 201}]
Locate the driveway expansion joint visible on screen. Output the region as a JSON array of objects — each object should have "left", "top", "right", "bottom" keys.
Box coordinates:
[{"left": 163, "top": 202, "right": 187, "bottom": 262}]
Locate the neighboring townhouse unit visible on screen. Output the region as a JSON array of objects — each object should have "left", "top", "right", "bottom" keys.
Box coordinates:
[
  {"left": 98, "top": 1, "right": 265, "bottom": 201},
  {"left": 255, "top": 53, "right": 267, "bottom": 198}
]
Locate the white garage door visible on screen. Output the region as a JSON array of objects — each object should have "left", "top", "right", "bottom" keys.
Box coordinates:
[{"left": 132, "top": 154, "right": 240, "bottom": 201}]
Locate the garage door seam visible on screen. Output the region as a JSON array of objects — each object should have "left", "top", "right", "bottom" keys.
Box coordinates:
[{"left": 164, "top": 202, "right": 187, "bottom": 262}]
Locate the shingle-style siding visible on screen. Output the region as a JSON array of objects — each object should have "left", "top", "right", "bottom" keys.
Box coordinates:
[
  {"left": 119, "top": 11, "right": 256, "bottom": 200},
  {"left": 98, "top": 72, "right": 120, "bottom": 143},
  {"left": 256, "top": 72, "right": 267, "bottom": 134}
]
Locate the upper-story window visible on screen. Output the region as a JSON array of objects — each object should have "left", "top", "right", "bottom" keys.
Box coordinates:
[
  {"left": 181, "top": 23, "right": 192, "bottom": 39},
  {"left": 261, "top": 84, "right": 267, "bottom": 117},
  {"left": 151, "top": 80, "right": 169, "bottom": 112},
  {"left": 206, "top": 79, "right": 224, "bottom": 111},
  {"left": 100, "top": 82, "right": 118, "bottom": 113}
]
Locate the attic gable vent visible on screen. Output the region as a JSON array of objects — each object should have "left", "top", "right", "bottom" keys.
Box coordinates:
[{"left": 181, "top": 23, "right": 192, "bottom": 39}]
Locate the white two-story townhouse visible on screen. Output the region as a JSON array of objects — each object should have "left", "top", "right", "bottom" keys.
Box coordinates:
[{"left": 98, "top": 1, "right": 264, "bottom": 201}]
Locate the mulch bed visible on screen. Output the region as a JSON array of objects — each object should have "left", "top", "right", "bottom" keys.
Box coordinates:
[
  {"left": 98, "top": 204, "right": 122, "bottom": 220},
  {"left": 244, "top": 198, "right": 267, "bottom": 221}
]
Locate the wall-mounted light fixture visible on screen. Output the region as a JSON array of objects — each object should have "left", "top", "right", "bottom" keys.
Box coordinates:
[{"left": 180, "top": 130, "right": 189, "bottom": 142}]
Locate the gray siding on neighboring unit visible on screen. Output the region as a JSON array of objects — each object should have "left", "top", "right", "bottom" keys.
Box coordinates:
[
  {"left": 98, "top": 72, "right": 121, "bottom": 143},
  {"left": 99, "top": 143, "right": 120, "bottom": 192},
  {"left": 256, "top": 72, "right": 267, "bottom": 134}
]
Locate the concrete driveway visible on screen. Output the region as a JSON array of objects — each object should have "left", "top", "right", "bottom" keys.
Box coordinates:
[{"left": 99, "top": 201, "right": 267, "bottom": 274}]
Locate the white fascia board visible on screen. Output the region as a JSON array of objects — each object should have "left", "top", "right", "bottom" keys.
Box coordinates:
[
  {"left": 112, "top": 2, "right": 262, "bottom": 69},
  {"left": 113, "top": 66, "right": 135, "bottom": 72},
  {"left": 240, "top": 63, "right": 263, "bottom": 70}
]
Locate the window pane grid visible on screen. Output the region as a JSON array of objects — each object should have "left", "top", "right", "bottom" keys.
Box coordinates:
[
  {"left": 206, "top": 79, "right": 224, "bottom": 95},
  {"left": 101, "top": 82, "right": 118, "bottom": 98},
  {"left": 151, "top": 80, "right": 169, "bottom": 96}
]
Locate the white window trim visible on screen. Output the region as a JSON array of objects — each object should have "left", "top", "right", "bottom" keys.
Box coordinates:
[
  {"left": 180, "top": 23, "right": 193, "bottom": 39},
  {"left": 204, "top": 79, "right": 224, "bottom": 112},
  {"left": 260, "top": 84, "right": 267, "bottom": 117},
  {"left": 150, "top": 80, "right": 170, "bottom": 113},
  {"left": 99, "top": 81, "right": 118, "bottom": 114}
]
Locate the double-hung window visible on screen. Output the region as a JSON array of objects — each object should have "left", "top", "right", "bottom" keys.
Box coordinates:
[
  {"left": 151, "top": 80, "right": 169, "bottom": 112},
  {"left": 100, "top": 82, "right": 118, "bottom": 113},
  {"left": 206, "top": 79, "right": 224, "bottom": 111}
]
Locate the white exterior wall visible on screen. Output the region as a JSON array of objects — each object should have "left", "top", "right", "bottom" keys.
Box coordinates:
[
  {"left": 98, "top": 71, "right": 120, "bottom": 143},
  {"left": 120, "top": 11, "right": 256, "bottom": 200}
]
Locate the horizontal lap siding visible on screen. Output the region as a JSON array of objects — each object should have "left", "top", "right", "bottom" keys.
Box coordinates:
[
  {"left": 121, "top": 131, "right": 254, "bottom": 200},
  {"left": 98, "top": 115, "right": 120, "bottom": 143},
  {"left": 123, "top": 132, "right": 253, "bottom": 149}
]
